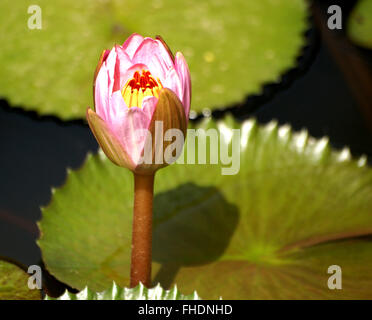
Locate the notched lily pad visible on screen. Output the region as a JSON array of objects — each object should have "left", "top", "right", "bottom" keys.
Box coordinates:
[
  {"left": 0, "top": 0, "right": 309, "bottom": 119},
  {"left": 39, "top": 117, "right": 372, "bottom": 299}
]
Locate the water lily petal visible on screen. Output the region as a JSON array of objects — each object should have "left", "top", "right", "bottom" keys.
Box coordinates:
[
  {"left": 133, "top": 38, "right": 174, "bottom": 83},
  {"left": 174, "top": 51, "right": 191, "bottom": 117},
  {"left": 94, "top": 63, "right": 110, "bottom": 121},
  {"left": 86, "top": 108, "right": 135, "bottom": 170},
  {"left": 104, "top": 92, "right": 156, "bottom": 165},
  {"left": 120, "top": 107, "right": 153, "bottom": 165},
  {"left": 105, "top": 91, "right": 127, "bottom": 125},
  {"left": 114, "top": 45, "right": 134, "bottom": 89},
  {"left": 155, "top": 36, "right": 175, "bottom": 62},
  {"left": 163, "top": 67, "right": 183, "bottom": 108},
  {"left": 94, "top": 49, "right": 110, "bottom": 85},
  {"left": 142, "top": 96, "right": 158, "bottom": 120},
  {"left": 122, "top": 33, "right": 145, "bottom": 59},
  {"left": 104, "top": 48, "right": 118, "bottom": 96}
]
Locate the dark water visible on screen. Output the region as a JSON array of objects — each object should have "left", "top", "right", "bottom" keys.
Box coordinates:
[{"left": 255, "top": 46, "right": 372, "bottom": 157}]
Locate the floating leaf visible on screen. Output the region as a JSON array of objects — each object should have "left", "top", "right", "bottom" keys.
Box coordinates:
[
  {"left": 45, "top": 282, "right": 200, "bottom": 300},
  {"left": 0, "top": 0, "right": 309, "bottom": 119},
  {"left": 38, "top": 117, "right": 372, "bottom": 299},
  {"left": 0, "top": 259, "right": 41, "bottom": 300},
  {"left": 348, "top": 0, "right": 372, "bottom": 49}
]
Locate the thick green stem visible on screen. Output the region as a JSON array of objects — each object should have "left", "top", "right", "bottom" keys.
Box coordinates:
[{"left": 130, "top": 173, "right": 155, "bottom": 288}]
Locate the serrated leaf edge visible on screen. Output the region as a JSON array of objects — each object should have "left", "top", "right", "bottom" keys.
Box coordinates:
[{"left": 45, "top": 282, "right": 201, "bottom": 300}]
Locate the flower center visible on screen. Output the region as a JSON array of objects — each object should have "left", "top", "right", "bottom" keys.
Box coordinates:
[{"left": 121, "top": 70, "right": 163, "bottom": 108}]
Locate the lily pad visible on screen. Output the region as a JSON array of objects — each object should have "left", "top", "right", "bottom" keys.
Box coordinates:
[
  {"left": 45, "top": 282, "right": 200, "bottom": 300},
  {"left": 0, "top": 259, "right": 41, "bottom": 300},
  {"left": 0, "top": 0, "right": 309, "bottom": 119},
  {"left": 348, "top": 0, "right": 372, "bottom": 49},
  {"left": 38, "top": 117, "right": 372, "bottom": 299}
]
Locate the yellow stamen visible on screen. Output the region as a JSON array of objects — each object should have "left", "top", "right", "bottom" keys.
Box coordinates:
[{"left": 121, "top": 70, "right": 163, "bottom": 108}]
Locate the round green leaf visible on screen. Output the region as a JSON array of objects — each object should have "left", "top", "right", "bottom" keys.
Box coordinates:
[
  {"left": 0, "top": 0, "right": 309, "bottom": 119},
  {"left": 38, "top": 117, "right": 372, "bottom": 299},
  {"left": 0, "top": 259, "right": 41, "bottom": 300},
  {"left": 348, "top": 0, "right": 372, "bottom": 49}
]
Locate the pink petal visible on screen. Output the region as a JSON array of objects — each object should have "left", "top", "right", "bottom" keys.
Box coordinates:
[
  {"left": 104, "top": 48, "right": 118, "bottom": 96},
  {"left": 133, "top": 38, "right": 174, "bottom": 83},
  {"left": 155, "top": 38, "right": 175, "bottom": 64},
  {"left": 113, "top": 53, "right": 122, "bottom": 92},
  {"left": 122, "top": 33, "right": 144, "bottom": 59},
  {"left": 174, "top": 52, "right": 191, "bottom": 118},
  {"left": 115, "top": 45, "right": 135, "bottom": 85},
  {"left": 94, "top": 63, "right": 110, "bottom": 121},
  {"left": 102, "top": 49, "right": 110, "bottom": 62},
  {"left": 106, "top": 91, "right": 127, "bottom": 124},
  {"left": 86, "top": 108, "right": 135, "bottom": 171},
  {"left": 106, "top": 93, "right": 158, "bottom": 166},
  {"left": 141, "top": 96, "right": 158, "bottom": 119},
  {"left": 163, "top": 67, "right": 183, "bottom": 107},
  {"left": 115, "top": 107, "right": 154, "bottom": 165}
]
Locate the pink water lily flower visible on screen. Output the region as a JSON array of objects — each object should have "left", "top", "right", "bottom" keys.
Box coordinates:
[{"left": 87, "top": 33, "right": 191, "bottom": 174}]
